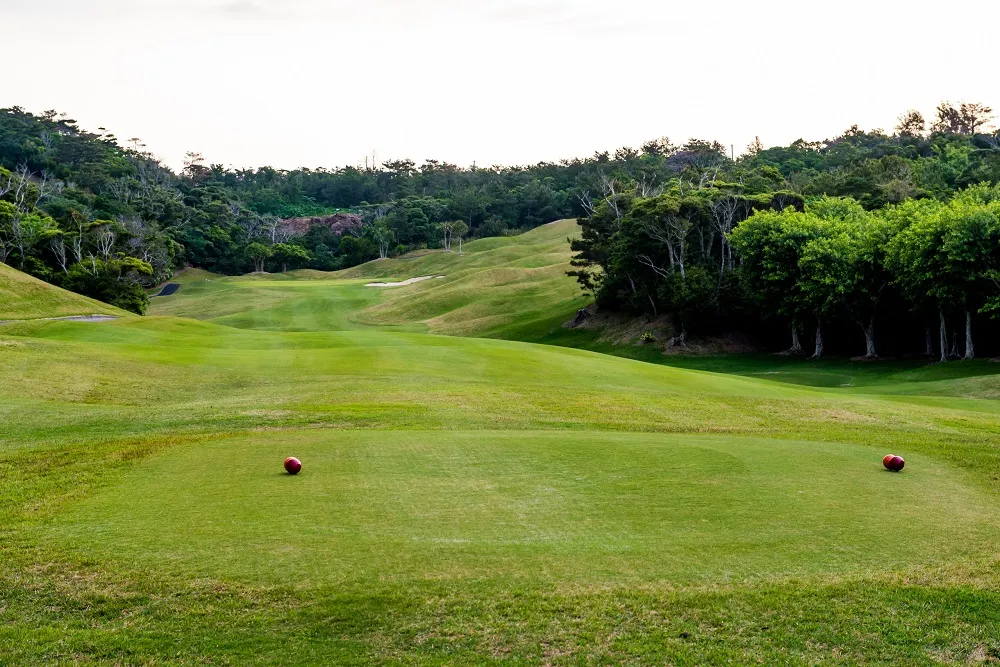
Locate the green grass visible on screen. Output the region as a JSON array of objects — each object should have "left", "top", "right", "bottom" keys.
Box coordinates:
[
  {"left": 151, "top": 220, "right": 588, "bottom": 339},
  {"left": 5, "top": 225, "right": 1000, "bottom": 663},
  {"left": 50, "top": 430, "right": 996, "bottom": 587},
  {"left": 0, "top": 262, "right": 128, "bottom": 320}
]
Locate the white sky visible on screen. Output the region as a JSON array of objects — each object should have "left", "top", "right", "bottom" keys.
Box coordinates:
[{"left": 2, "top": 0, "right": 997, "bottom": 171}]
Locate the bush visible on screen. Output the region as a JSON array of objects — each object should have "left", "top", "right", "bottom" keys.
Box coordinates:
[{"left": 63, "top": 257, "right": 153, "bottom": 314}]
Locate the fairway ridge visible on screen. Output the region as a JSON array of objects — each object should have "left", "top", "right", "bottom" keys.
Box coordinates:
[
  {"left": 7, "top": 226, "right": 1000, "bottom": 663},
  {"left": 0, "top": 261, "right": 128, "bottom": 321},
  {"left": 149, "top": 220, "right": 588, "bottom": 338}
]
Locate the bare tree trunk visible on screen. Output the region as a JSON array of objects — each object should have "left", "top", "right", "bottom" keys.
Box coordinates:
[
  {"left": 861, "top": 319, "right": 877, "bottom": 358},
  {"left": 939, "top": 309, "right": 948, "bottom": 363},
  {"left": 670, "top": 318, "right": 687, "bottom": 348},
  {"left": 810, "top": 317, "right": 824, "bottom": 359},
  {"left": 50, "top": 236, "right": 69, "bottom": 273},
  {"left": 925, "top": 327, "right": 934, "bottom": 357},
  {"left": 789, "top": 325, "right": 803, "bottom": 354},
  {"left": 965, "top": 310, "right": 975, "bottom": 359}
]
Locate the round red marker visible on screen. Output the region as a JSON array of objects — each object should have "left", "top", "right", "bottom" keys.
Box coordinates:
[
  {"left": 284, "top": 457, "right": 302, "bottom": 475},
  {"left": 882, "top": 455, "right": 904, "bottom": 472}
]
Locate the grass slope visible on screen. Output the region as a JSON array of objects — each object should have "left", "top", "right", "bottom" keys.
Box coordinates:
[
  {"left": 0, "top": 263, "right": 127, "bottom": 320},
  {"left": 4, "top": 226, "right": 1000, "bottom": 663},
  {"left": 151, "top": 220, "right": 588, "bottom": 339}
]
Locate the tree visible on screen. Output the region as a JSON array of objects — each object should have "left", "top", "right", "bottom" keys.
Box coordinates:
[
  {"left": 13, "top": 211, "right": 59, "bottom": 267},
  {"left": 90, "top": 220, "right": 118, "bottom": 262},
  {"left": 370, "top": 221, "right": 394, "bottom": 260},
  {"left": 886, "top": 201, "right": 962, "bottom": 362},
  {"left": 895, "top": 110, "right": 926, "bottom": 138},
  {"left": 0, "top": 165, "right": 56, "bottom": 267},
  {"left": 63, "top": 256, "right": 153, "bottom": 314},
  {"left": 272, "top": 243, "right": 311, "bottom": 273},
  {"left": 710, "top": 195, "right": 747, "bottom": 278},
  {"left": 932, "top": 102, "right": 994, "bottom": 135},
  {"left": 940, "top": 189, "right": 1000, "bottom": 358},
  {"left": 439, "top": 220, "right": 455, "bottom": 251},
  {"left": 452, "top": 220, "right": 469, "bottom": 255},
  {"left": 449, "top": 188, "right": 486, "bottom": 230},
  {"left": 246, "top": 242, "right": 272, "bottom": 273},
  {"left": 798, "top": 201, "right": 897, "bottom": 358},
  {"left": 960, "top": 103, "right": 994, "bottom": 135},
  {"left": 745, "top": 136, "right": 765, "bottom": 156},
  {"left": 0, "top": 200, "right": 18, "bottom": 263},
  {"left": 630, "top": 195, "right": 687, "bottom": 279},
  {"left": 729, "top": 209, "right": 828, "bottom": 355}
]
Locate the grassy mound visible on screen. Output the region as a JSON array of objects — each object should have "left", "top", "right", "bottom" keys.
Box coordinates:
[{"left": 0, "top": 263, "right": 126, "bottom": 320}]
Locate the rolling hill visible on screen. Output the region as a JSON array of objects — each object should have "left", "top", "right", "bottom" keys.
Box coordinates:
[
  {"left": 0, "top": 262, "right": 127, "bottom": 321},
  {"left": 149, "top": 219, "right": 589, "bottom": 339}
]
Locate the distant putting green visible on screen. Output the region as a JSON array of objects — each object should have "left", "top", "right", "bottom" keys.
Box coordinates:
[{"left": 53, "top": 430, "right": 994, "bottom": 587}]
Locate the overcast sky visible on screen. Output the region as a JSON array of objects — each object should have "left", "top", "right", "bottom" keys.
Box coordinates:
[{"left": 2, "top": 0, "right": 997, "bottom": 170}]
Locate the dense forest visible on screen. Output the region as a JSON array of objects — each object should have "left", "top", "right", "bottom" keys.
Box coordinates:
[
  {"left": 568, "top": 102, "right": 1000, "bottom": 360},
  {"left": 2, "top": 102, "right": 1000, "bottom": 361}
]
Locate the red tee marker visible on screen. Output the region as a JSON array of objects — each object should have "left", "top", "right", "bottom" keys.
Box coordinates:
[{"left": 882, "top": 455, "right": 904, "bottom": 472}]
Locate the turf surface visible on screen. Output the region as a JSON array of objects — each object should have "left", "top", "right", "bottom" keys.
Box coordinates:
[
  {"left": 51, "top": 430, "right": 995, "bottom": 586},
  {"left": 4, "top": 224, "right": 1000, "bottom": 664},
  {"left": 150, "top": 219, "right": 588, "bottom": 338},
  {"left": 0, "top": 262, "right": 127, "bottom": 320}
]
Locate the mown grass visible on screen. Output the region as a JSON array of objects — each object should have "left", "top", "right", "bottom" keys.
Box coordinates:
[
  {"left": 0, "top": 262, "right": 127, "bottom": 320},
  {"left": 151, "top": 220, "right": 588, "bottom": 339},
  {"left": 4, "top": 226, "right": 1000, "bottom": 663}
]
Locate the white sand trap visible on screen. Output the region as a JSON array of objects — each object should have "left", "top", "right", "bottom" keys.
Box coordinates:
[{"left": 365, "top": 275, "right": 444, "bottom": 287}]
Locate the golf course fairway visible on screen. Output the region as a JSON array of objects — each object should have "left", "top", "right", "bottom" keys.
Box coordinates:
[{"left": 5, "top": 223, "right": 1000, "bottom": 664}]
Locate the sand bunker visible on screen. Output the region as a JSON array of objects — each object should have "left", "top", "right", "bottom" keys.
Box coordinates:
[{"left": 365, "top": 275, "right": 444, "bottom": 287}]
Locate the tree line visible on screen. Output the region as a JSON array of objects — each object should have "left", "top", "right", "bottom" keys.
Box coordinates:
[
  {"left": 2, "top": 102, "right": 998, "bottom": 321},
  {"left": 569, "top": 102, "right": 1000, "bottom": 359}
]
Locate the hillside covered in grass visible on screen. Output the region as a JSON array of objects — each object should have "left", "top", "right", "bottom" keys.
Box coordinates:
[
  {"left": 0, "top": 262, "right": 127, "bottom": 320},
  {"left": 150, "top": 219, "right": 589, "bottom": 339}
]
